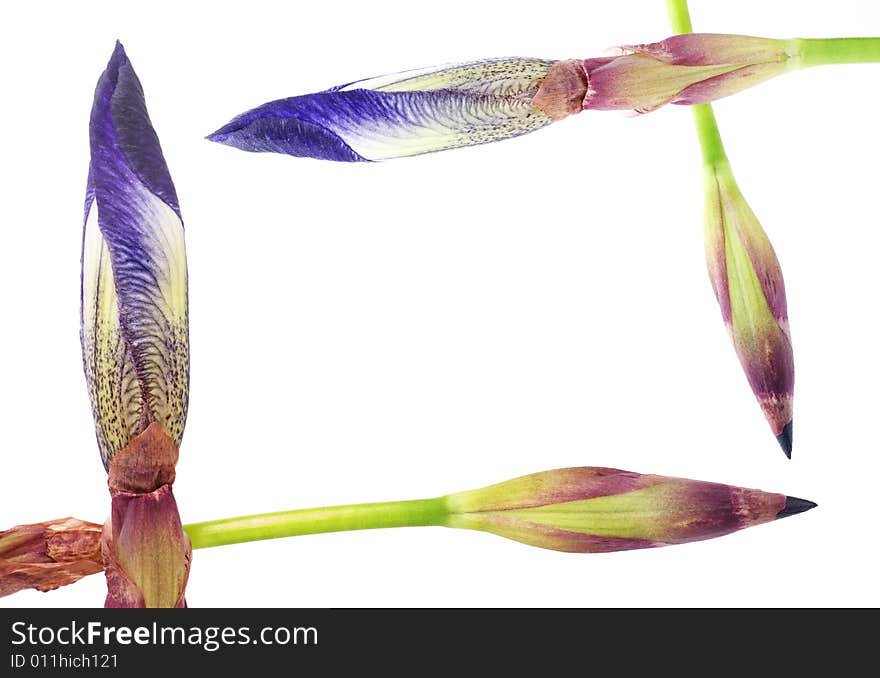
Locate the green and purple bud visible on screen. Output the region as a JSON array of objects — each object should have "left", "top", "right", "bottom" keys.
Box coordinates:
[
  {"left": 579, "top": 34, "right": 797, "bottom": 113},
  {"left": 84, "top": 42, "right": 191, "bottom": 607},
  {"left": 445, "top": 466, "right": 813, "bottom": 552},
  {"left": 703, "top": 163, "right": 794, "bottom": 456}
]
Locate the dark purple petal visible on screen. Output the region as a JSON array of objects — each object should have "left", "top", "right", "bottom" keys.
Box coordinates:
[
  {"left": 95, "top": 42, "right": 180, "bottom": 218},
  {"left": 208, "top": 97, "right": 368, "bottom": 162}
]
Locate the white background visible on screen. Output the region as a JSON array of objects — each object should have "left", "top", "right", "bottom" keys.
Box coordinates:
[{"left": 1, "top": 0, "right": 878, "bottom": 608}]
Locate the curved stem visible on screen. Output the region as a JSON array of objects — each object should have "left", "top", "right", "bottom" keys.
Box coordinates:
[{"left": 183, "top": 497, "right": 449, "bottom": 549}]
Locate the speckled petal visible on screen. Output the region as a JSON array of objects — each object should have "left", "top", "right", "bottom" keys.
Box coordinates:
[
  {"left": 81, "top": 195, "right": 142, "bottom": 465},
  {"left": 82, "top": 42, "right": 188, "bottom": 468}
]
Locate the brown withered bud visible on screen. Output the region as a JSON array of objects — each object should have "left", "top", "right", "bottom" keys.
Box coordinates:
[{"left": 0, "top": 518, "right": 103, "bottom": 597}]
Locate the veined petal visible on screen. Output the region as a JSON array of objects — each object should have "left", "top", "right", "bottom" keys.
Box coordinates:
[
  {"left": 335, "top": 57, "right": 556, "bottom": 95},
  {"left": 208, "top": 58, "right": 556, "bottom": 161},
  {"left": 81, "top": 197, "right": 142, "bottom": 464},
  {"left": 83, "top": 42, "right": 188, "bottom": 468}
]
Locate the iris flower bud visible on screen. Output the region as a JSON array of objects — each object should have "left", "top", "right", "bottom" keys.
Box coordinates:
[
  {"left": 208, "top": 34, "right": 798, "bottom": 161},
  {"left": 84, "top": 42, "right": 191, "bottom": 607},
  {"left": 446, "top": 466, "right": 813, "bottom": 552},
  {"left": 703, "top": 163, "right": 794, "bottom": 454}
]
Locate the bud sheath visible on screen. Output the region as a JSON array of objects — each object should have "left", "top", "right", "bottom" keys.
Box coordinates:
[{"left": 102, "top": 423, "right": 190, "bottom": 608}]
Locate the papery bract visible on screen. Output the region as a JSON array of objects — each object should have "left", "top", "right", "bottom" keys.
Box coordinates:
[{"left": 0, "top": 518, "right": 103, "bottom": 597}]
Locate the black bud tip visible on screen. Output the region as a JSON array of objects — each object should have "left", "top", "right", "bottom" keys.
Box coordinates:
[
  {"left": 776, "top": 421, "right": 793, "bottom": 459},
  {"left": 776, "top": 496, "right": 817, "bottom": 520}
]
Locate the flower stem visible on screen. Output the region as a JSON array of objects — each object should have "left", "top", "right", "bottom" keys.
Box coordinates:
[
  {"left": 690, "top": 105, "right": 728, "bottom": 169},
  {"left": 183, "top": 497, "right": 449, "bottom": 549},
  {"left": 666, "top": 0, "right": 728, "bottom": 169},
  {"left": 797, "top": 37, "right": 880, "bottom": 67},
  {"left": 665, "top": 0, "right": 693, "bottom": 34}
]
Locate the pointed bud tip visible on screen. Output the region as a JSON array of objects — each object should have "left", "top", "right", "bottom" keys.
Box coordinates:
[
  {"left": 110, "top": 40, "right": 127, "bottom": 63},
  {"left": 776, "top": 495, "right": 817, "bottom": 520},
  {"left": 205, "top": 127, "right": 232, "bottom": 144},
  {"left": 776, "top": 420, "right": 793, "bottom": 458}
]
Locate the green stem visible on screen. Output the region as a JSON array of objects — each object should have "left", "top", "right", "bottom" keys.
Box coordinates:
[
  {"left": 797, "top": 37, "right": 880, "bottom": 67},
  {"left": 666, "top": 0, "right": 880, "bottom": 68},
  {"left": 690, "top": 105, "right": 728, "bottom": 168},
  {"left": 665, "top": 0, "right": 693, "bottom": 34},
  {"left": 183, "top": 497, "right": 449, "bottom": 549},
  {"left": 666, "top": 0, "right": 728, "bottom": 168}
]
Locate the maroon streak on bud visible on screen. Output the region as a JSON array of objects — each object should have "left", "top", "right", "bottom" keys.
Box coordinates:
[
  {"left": 102, "top": 423, "right": 190, "bottom": 608},
  {"left": 0, "top": 518, "right": 103, "bottom": 597}
]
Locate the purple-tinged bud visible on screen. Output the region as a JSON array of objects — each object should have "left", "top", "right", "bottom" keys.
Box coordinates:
[
  {"left": 446, "top": 466, "right": 809, "bottom": 552},
  {"left": 704, "top": 163, "right": 794, "bottom": 455},
  {"left": 582, "top": 34, "right": 798, "bottom": 113}
]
